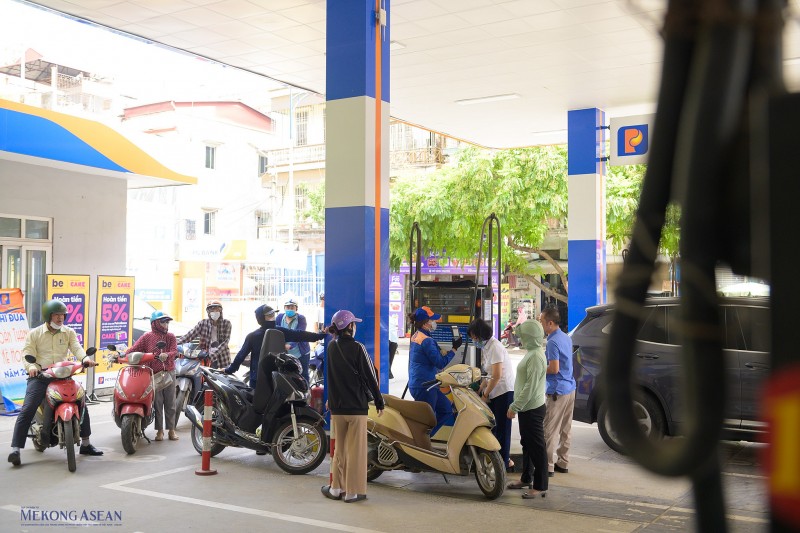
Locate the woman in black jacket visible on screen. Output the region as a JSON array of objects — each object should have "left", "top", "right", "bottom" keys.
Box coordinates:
[{"left": 321, "top": 310, "right": 384, "bottom": 503}]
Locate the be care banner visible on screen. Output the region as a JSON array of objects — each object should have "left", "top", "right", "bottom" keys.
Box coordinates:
[
  {"left": 0, "top": 288, "right": 29, "bottom": 411},
  {"left": 46, "top": 274, "right": 90, "bottom": 349}
]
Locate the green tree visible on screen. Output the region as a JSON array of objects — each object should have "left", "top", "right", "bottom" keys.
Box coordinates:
[{"left": 389, "top": 146, "right": 570, "bottom": 303}]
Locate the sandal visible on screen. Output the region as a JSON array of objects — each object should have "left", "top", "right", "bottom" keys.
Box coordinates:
[{"left": 321, "top": 485, "right": 343, "bottom": 501}]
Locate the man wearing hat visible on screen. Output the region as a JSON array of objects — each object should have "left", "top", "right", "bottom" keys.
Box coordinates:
[
  {"left": 407, "top": 306, "right": 462, "bottom": 433},
  {"left": 276, "top": 298, "right": 312, "bottom": 383},
  {"left": 225, "top": 304, "right": 326, "bottom": 388}
]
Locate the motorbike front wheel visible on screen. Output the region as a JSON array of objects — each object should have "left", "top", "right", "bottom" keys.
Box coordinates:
[
  {"left": 473, "top": 448, "right": 505, "bottom": 500},
  {"left": 271, "top": 418, "right": 327, "bottom": 475},
  {"left": 121, "top": 414, "right": 142, "bottom": 455},
  {"left": 62, "top": 420, "right": 76, "bottom": 473}
]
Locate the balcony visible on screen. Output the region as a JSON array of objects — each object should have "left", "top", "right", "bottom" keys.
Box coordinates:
[{"left": 267, "top": 144, "right": 326, "bottom": 168}]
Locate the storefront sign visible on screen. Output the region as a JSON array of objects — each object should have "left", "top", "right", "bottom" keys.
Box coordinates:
[
  {"left": 47, "top": 274, "right": 90, "bottom": 349},
  {"left": 609, "top": 114, "right": 655, "bottom": 166}
]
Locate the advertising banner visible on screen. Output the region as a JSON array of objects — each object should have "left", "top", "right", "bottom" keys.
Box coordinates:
[
  {"left": 0, "top": 288, "right": 29, "bottom": 411},
  {"left": 93, "top": 276, "right": 134, "bottom": 391},
  {"left": 609, "top": 114, "right": 656, "bottom": 166},
  {"left": 95, "top": 275, "right": 134, "bottom": 350},
  {"left": 46, "top": 274, "right": 90, "bottom": 349}
]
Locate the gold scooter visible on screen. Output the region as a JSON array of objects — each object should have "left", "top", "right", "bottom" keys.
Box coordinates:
[{"left": 366, "top": 364, "right": 506, "bottom": 499}]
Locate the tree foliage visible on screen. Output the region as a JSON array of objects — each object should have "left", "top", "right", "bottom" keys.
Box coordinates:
[{"left": 389, "top": 146, "right": 570, "bottom": 302}]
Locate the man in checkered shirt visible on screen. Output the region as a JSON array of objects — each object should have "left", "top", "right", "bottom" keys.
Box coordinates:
[{"left": 178, "top": 301, "right": 232, "bottom": 368}]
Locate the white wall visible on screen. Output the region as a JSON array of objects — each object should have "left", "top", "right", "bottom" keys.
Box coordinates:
[{"left": 0, "top": 158, "right": 128, "bottom": 336}]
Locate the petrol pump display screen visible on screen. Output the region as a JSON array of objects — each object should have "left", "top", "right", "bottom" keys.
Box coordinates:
[{"left": 413, "top": 281, "right": 491, "bottom": 366}]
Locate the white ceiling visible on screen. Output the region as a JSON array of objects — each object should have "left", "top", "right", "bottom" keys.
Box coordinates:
[{"left": 23, "top": 0, "right": 800, "bottom": 148}]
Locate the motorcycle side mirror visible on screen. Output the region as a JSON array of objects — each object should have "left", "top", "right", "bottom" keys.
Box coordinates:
[
  {"left": 86, "top": 347, "right": 97, "bottom": 356},
  {"left": 24, "top": 354, "right": 36, "bottom": 364},
  {"left": 107, "top": 345, "right": 117, "bottom": 352},
  {"left": 211, "top": 341, "right": 220, "bottom": 348},
  {"left": 156, "top": 341, "right": 167, "bottom": 349}
]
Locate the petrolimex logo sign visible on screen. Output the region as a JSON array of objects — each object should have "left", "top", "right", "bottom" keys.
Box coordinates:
[{"left": 610, "top": 114, "right": 655, "bottom": 166}]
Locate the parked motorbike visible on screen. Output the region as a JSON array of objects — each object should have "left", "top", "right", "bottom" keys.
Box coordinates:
[
  {"left": 500, "top": 321, "right": 520, "bottom": 348},
  {"left": 308, "top": 340, "right": 325, "bottom": 386},
  {"left": 173, "top": 341, "right": 207, "bottom": 427},
  {"left": 107, "top": 342, "right": 164, "bottom": 454},
  {"left": 366, "top": 364, "right": 506, "bottom": 499},
  {"left": 184, "top": 329, "right": 327, "bottom": 475},
  {"left": 24, "top": 348, "right": 97, "bottom": 473}
]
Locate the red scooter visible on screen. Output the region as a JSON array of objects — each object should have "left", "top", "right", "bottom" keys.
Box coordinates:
[
  {"left": 107, "top": 342, "right": 165, "bottom": 454},
  {"left": 24, "top": 347, "right": 97, "bottom": 473}
]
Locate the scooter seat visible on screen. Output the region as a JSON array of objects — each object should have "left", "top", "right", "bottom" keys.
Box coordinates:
[{"left": 383, "top": 394, "right": 436, "bottom": 429}]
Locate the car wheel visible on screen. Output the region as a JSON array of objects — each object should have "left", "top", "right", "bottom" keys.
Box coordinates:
[{"left": 597, "top": 393, "right": 666, "bottom": 454}]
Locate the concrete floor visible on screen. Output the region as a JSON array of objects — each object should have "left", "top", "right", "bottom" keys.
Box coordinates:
[{"left": 0, "top": 340, "right": 768, "bottom": 532}]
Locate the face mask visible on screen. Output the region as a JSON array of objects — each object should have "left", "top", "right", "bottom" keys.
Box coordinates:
[
  {"left": 209, "top": 312, "right": 221, "bottom": 321},
  {"left": 264, "top": 320, "right": 276, "bottom": 329},
  {"left": 49, "top": 321, "right": 62, "bottom": 331},
  {"left": 474, "top": 339, "right": 485, "bottom": 349},
  {"left": 154, "top": 320, "right": 169, "bottom": 333},
  {"left": 285, "top": 310, "right": 297, "bottom": 318},
  {"left": 428, "top": 321, "right": 437, "bottom": 331}
]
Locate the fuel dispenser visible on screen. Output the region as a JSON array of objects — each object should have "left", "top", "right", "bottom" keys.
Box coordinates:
[{"left": 406, "top": 214, "right": 502, "bottom": 371}]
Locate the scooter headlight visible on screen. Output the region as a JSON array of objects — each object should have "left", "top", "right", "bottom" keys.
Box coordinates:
[
  {"left": 51, "top": 366, "right": 73, "bottom": 379},
  {"left": 448, "top": 368, "right": 474, "bottom": 387},
  {"left": 47, "top": 387, "right": 62, "bottom": 402},
  {"left": 114, "top": 380, "right": 128, "bottom": 400}
]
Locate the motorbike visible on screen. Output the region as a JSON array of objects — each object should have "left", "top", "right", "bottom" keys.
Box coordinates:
[
  {"left": 308, "top": 340, "right": 325, "bottom": 386},
  {"left": 184, "top": 329, "right": 327, "bottom": 475},
  {"left": 366, "top": 364, "right": 506, "bottom": 499},
  {"left": 107, "top": 343, "right": 164, "bottom": 454},
  {"left": 24, "top": 348, "right": 97, "bottom": 473},
  {"left": 500, "top": 321, "right": 520, "bottom": 348},
  {"left": 173, "top": 341, "right": 208, "bottom": 427}
]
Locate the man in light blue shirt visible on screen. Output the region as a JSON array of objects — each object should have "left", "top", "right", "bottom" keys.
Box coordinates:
[{"left": 540, "top": 307, "right": 575, "bottom": 477}]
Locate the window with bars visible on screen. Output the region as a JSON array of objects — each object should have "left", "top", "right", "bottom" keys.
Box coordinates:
[
  {"left": 295, "top": 110, "right": 308, "bottom": 147},
  {"left": 258, "top": 155, "right": 269, "bottom": 175},
  {"left": 185, "top": 219, "right": 196, "bottom": 240}
]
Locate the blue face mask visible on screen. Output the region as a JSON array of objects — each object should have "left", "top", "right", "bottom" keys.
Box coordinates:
[
  {"left": 285, "top": 309, "right": 297, "bottom": 318},
  {"left": 474, "top": 339, "right": 486, "bottom": 349}
]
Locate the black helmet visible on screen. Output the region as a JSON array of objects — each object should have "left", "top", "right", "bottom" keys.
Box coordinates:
[{"left": 42, "top": 299, "right": 68, "bottom": 323}]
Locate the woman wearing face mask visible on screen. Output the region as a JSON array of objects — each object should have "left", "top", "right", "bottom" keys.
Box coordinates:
[
  {"left": 468, "top": 317, "right": 515, "bottom": 471},
  {"left": 125, "top": 310, "right": 179, "bottom": 441},
  {"left": 407, "top": 306, "right": 462, "bottom": 434}
]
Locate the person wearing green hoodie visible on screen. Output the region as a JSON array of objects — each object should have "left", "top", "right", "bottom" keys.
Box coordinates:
[{"left": 506, "top": 319, "right": 548, "bottom": 499}]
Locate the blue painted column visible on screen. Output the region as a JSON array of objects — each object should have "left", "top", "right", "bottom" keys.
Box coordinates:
[
  {"left": 567, "top": 108, "right": 607, "bottom": 330},
  {"left": 325, "top": 0, "right": 390, "bottom": 392}
]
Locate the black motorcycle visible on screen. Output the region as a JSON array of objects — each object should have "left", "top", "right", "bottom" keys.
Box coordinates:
[{"left": 184, "top": 330, "right": 327, "bottom": 475}]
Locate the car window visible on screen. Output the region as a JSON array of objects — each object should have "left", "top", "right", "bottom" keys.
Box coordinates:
[
  {"left": 637, "top": 306, "right": 667, "bottom": 344},
  {"left": 725, "top": 305, "right": 770, "bottom": 352},
  {"left": 580, "top": 312, "right": 613, "bottom": 336},
  {"left": 665, "top": 305, "right": 683, "bottom": 345}
]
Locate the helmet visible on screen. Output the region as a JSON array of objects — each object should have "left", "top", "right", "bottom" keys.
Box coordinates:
[
  {"left": 42, "top": 299, "right": 68, "bottom": 323},
  {"left": 331, "top": 309, "right": 362, "bottom": 330},
  {"left": 284, "top": 298, "right": 298, "bottom": 308},
  {"left": 150, "top": 310, "right": 173, "bottom": 322},
  {"left": 206, "top": 300, "right": 223, "bottom": 311},
  {"left": 319, "top": 292, "right": 324, "bottom": 300}
]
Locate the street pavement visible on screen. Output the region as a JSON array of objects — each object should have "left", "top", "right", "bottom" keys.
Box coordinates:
[{"left": 0, "top": 339, "right": 768, "bottom": 532}]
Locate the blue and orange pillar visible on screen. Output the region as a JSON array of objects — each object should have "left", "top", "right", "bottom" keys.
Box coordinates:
[
  {"left": 325, "top": 1, "right": 390, "bottom": 391},
  {"left": 567, "top": 108, "right": 607, "bottom": 329}
]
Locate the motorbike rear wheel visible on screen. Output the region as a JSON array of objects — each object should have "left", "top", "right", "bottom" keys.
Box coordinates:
[
  {"left": 121, "top": 414, "right": 141, "bottom": 455},
  {"left": 271, "top": 418, "right": 327, "bottom": 475},
  {"left": 366, "top": 435, "right": 385, "bottom": 481},
  {"left": 62, "top": 421, "right": 76, "bottom": 473},
  {"left": 31, "top": 421, "right": 47, "bottom": 452},
  {"left": 473, "top": 448, "right": 505, "bottom": 500}
]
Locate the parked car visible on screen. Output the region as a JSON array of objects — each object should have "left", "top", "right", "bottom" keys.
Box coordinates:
[
  {"left": 571, "top": 296, "right": 769, "bottom": 453},
  {"left": 132, "top": 297, "right": 192, "bottom": 343}
]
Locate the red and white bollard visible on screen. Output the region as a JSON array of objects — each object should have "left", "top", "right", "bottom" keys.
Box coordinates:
[{"left": 195, "top": 389, "right": 218, "bottom": 476}]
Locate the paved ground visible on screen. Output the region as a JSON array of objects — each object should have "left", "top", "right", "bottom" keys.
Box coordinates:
[{"left": 0, "top": 340, "right": 768, "bottom": 532}]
